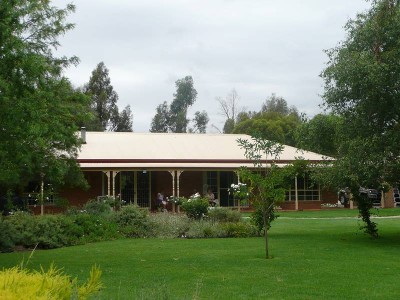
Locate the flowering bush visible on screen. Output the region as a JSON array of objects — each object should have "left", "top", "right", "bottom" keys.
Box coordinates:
[
  {"left": 321, "top": 203, "right": 338, "bottom": 208},
  {"left": 190, "top": 192, "right": 201, "bottom": 200},
  {"left": 180, "top": 197, "right": 209, "bottom": 220},
  {"left": 166, "top": 196, "right": 185, "bottom": 205},
  {"left": 229, "top": 183, "right": 249, "bottom": 200}
]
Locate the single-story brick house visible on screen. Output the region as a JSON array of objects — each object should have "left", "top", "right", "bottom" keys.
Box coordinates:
[{"left": 51, "top": 130, "right": 337, "bottom": 212}]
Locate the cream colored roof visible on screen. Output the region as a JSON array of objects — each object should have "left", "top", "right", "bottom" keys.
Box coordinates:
[{"left": 78, "top": 132, "right": 330, "bottom": 169}]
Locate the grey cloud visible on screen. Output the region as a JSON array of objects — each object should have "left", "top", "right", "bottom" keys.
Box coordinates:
[{"left": 55, "top": 0, "right": 370, "bottom": 132}]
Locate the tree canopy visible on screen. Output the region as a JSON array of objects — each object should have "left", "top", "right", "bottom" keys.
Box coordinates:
[
  {"left": 84, "top": 62, "right": 133, "bottom": 132},
  {"left": 262, "top": 93, "right": 299, "bottom": 117},
  {"left": 232, "top": 94, "right": 301, "bottom": 145},
  {"left": 321, "top": 0, "right": 400, "bottom": 237},
  {"left": 190, "top": 111, "right": 209, "bottom": 133},
  {"left": 0, "top": 1, "right": 89, "bottom": 197},
  {"left": 169, "top": 76, "right": 198, "bottom": 133},
  {"left": 150, "top": 101, "right": 169, "bottom": 133},
  {"left": 150, "top": 76, "right": 209, "bottom": 133},
  {"left": 233, "top": 111, "right": 301, "bottom": 146},
  {"left": 295, "top": 113, "right": 341, "bottom": 157}
]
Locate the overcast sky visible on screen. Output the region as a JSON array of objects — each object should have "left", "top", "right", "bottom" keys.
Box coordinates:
[{"left": 55, "top": 0, "right": 370, "bottom": 132}]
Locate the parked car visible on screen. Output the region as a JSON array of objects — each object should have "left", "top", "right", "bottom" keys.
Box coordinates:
[
  {"left": 393, "top": 188, "right": 400, "bottom": 207},
  {"left": 338, "top": 187, "right": 380, "bottom": 205}
]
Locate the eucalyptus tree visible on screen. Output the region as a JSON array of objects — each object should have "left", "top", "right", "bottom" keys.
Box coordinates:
[
  {"left": 321, "top": 0, "right": 400, "bottom": 237},
  {"left": 261, "top": 93, "right": 298, "bottom": 118},
  {"left": 150, "top": 101, "right": 170, "bottom": 133},
  {"left": 190, "top": 111, "right": 209, "bottom": 133},
  {"left": 216, "top": 89, "right": 243, "bottom": 133},
  {"left": 169, "top": 76, "right": 198, "bottom": 133},
  {"left": 295, "top": 114, "right": 341, "bottom": 157},
  {"left": 150, "top": 76, "right": 209, "bottom": 133},
  {"left": 233, "top": 112, "right": 301, "bottom": 146},
  {"left": 111, "top": 105, "right": 133, "bottom": 132}
]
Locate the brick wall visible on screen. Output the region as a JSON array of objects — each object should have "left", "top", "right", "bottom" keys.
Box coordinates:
[{"left": 59, "top": 171, "right": 103, "bottom": 207}]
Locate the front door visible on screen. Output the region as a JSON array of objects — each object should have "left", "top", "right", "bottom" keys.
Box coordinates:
[
  {"left": 119, "top": 171, "right": 151, "bottom": 207},
  {"left": 137, "top": 171, "right": 150, "bottom": 207}
]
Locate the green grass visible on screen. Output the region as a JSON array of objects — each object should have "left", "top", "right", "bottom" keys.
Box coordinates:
[
  {"left": 1, "top": 210, "right": 400, "bottom": 299},
  {"left": 278, "top": 207, "right": 400, "bottom": 218}
]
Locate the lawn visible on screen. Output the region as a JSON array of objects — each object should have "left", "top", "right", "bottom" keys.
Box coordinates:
[
  {"left": 278, "top": 207, "right": 400, "bottom": 218},
  {"left": 1, "top": 210, "right": 400, "bottom": 299}
]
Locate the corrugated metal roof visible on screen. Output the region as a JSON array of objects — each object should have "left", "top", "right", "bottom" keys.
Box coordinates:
[{"left": 78, "top": 132, "right": 330, "bottom": 169}]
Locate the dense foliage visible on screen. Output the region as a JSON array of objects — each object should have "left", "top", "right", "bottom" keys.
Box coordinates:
[
  {"left": 180, "top": 197, "right": 210, "bottom": 220},
  {"left": 294, "top": 113, "right": 341, "bottom": 157},
  {"left": 0, "top": 1, "right": 89, "bottom": 200},
  {"left": 232, "top": 94, "right": 301, "bottom": 146},
  {"left": 0, "top": 203, "right": 258, "bottom": 252},
  {"left": 321, "top": 0, "right": 400, "bottom": 237}
]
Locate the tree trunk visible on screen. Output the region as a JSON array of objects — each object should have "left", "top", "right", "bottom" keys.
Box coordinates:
[
  {"left": 263, "top": 210, "right": 269, "bottom": 259},
  {"left": 265, "top": 228, "right": 269, "bottom": 259}
]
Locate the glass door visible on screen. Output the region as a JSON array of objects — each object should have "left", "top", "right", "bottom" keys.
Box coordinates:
[{"left": 137, "top": 171, "right": 150, "bottom": 207}]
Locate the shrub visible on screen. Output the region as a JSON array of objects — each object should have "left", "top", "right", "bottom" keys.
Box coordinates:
[
  {"left": 0, "top": 264, "right": 102, "bottom": 299},
  {"left": 221, "top": 222, "right": 259, "bottom": 238},
  {"left": 35, "top": 215, "right": 83, "bottom": 249},
  {"left": 185, "top": 220, "right": 223, "bottom": 238},
  {"left": 208, "top": 207, "right": 242, "bottom": 223},
  {"left": 112, "top": 205, "right": 154, "bottom": 238},
  {"left": 0, "top": 217, "right": 17, "bottom": 252},
  {"left": 72, "top": 213, "right": 120, "bottom": 243},
  {"left": 184, "top": 220, "right": 258, "bottom": 238},
  {"left": 180, "top": 197, "right": 209, "bottom": 220},
  {"left": 3, "top": 211, "right": 38, "bottom": 249},
  {"left": 150, "top": 213, "right": 190, "bottom": 238},
  {"left": 83, "top": 199, "right": 113, "bottom": 217},
  {"left": 2, "top": 211, "right": 120, "bottom": 251}
]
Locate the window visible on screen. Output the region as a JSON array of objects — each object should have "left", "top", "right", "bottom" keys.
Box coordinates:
[
  {"left": 205, "top": 171, "right": 218, "bottom": 196},
  {"left": 219, "top": 171, "right": 237, "bottom": 207},
  {"left": 286, "top": 173, "right": 320, "bottom": 201}
]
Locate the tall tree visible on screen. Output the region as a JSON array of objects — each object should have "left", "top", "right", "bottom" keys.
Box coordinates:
[
  {"left": 295, "top": 114, "right": 341, "bottom": 157},
  {"left": 111, "top": 105, "right": 133, "bottom": 132},
  {"left": 169, "top": 76, "right": 197, "bottom": 133},
  {"left": 321, "top": 0, "right": 400, "bottom": 237},
  {"left": 84, "top": 62, "right": 119, "bottom": 131},
  {"left": 150, "top": 76, "right": 208, "bottom": 133},
  {"left": 190, "top": 111, "right": 209, "bottom": 133},
  {"left": 262, "top": 93, "right": 299, "bottom": 118},
  {"left": 0, "top": 1, "right": 89, "bottom": 199},
  {"left": 216, "top": 89, "right": 243, "bottom": 133},
  {"left": 150, "top": 101, "right": 170, "bottom": 133}
]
